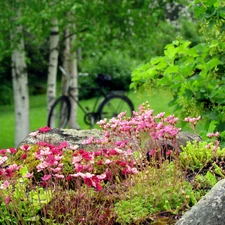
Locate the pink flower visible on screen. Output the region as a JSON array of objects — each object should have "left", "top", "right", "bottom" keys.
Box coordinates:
[
  {"left": 82, "top": 136, "right": 94, "bottom": 145},
  {"left": 7, "top": 148, "right": 17, "bottom": 154},
  {"left": 97, "top": 173, "right": 107, "bottom": 180},
  {"left": 41, "top": 181, "right": 46, "bottom": 187},
  {"left": 21, "top": 153, "right": 27, "bottom": 160},
  {"left": 125, "top": 149, "right": 133, "bottom": 156},
  {"left": 97, "top": 160, "right": 103, "bottom": 165},
  {"left": 25, "top": 172, "right": 33, "bottom": 179},
  {"left": 104, "top": 131, "right": 110, "bottom": 138},
  {"left": 97, "top": 118, "right": 107, "bottom": 126},
  {"left": 54, "top": 174, "right": 64, "bottom": 179},
  {"left": 94, "top": 150, "right": 102, "bottom": 156},
  {"left": 36, "top": 161, "right": 49, "bottom": 172},
  {"left": 104, "top": 159, "right": 112, "bottom": 164},
  {"left": 42, "top": 174, "right": 52, "bottom": 181},
  {"left": 45, "top": 154, "right": 56, "bottom": 165},
  {"left": 117, "top": 161, "right": 127, "bottom": 167},
  {"left": 81, "top": 152, "right": 94, "bottom": 162},
  {"left": 115, "top": 141, "right": 128, "bottom": 148},
  {"left": 148, "top": 149, "right": 155, "bottom": 156},
  {"left": 0, "top": 156, "right": 8, "bottom": 166},
  {"left": 39, "top": 126, "right": 51, "bottom": 133},
  {"left": 207, "top": 132, "right": 220, "bottom": 138},
  {"left": 0, "top": 180, "right": 9, "bottom": 189},
  {"left": 166, "top": 150, "right": 172, "bottom": 155},
  {"left": 51, "top": 167, "right": 61, "bottom": 173},
  {"left": 75, "top": 163, "right": 84, "bottom": 172},
  {"left": 0, "top": 149, "right": 6, "bottom": 156},
  {"left": 69, "top": 145, "right": 79, "bottom": 150},
  {"left": 109, "top": 149, "right": 118, "bottom": 156},
  {"left": 155, "top": 112, "right": 165, "bottom": 119},
  {"left": 184, "top": 116, "right": 201, "bottom": 123},
  {"left": 5, "top": 168, "right": 13, "bottom": 178},
  {"left": 29, "top": 131, "right": 39, "bottom": 137},
  {"left": 131, "top": 167, "right": 138, "bottom": 174},
  {"left": 40, "top": 147, "right": 51, "bottom": 156},
  {"left": 72, "top": 155, "right": 82, "bottom": 164},
  {"left": 207, "top": 133, "right": 214, "bottom": 138},
  {"left": 5, "top": 195, "right": 11, "bottom": 205},
  {"left": 20, "top": 145, "right": 30, "bottom": 151},
  {"left": 95, "top": 182, "right": 103, "bottom": 191}
]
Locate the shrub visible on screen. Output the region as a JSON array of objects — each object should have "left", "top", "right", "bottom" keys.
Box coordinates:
[
  {"left": 130, "top": 0, "right": 225, "bottom": 135},
  {"left": 1, "top": 104, "right": 225, "bottom": 224}
]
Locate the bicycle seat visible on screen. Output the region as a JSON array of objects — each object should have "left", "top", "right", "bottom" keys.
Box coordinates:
[{"left": 96, "top": 74, "right": 112, "bottom": 86}]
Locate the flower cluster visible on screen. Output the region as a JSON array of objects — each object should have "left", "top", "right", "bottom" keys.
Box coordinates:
[
  {"left": 0, "top": 148, "right": 21, "bottom": 187},
  {"left": 184, "top": 116, "right": 201, "bottom": 128},
  {"left": 94, "top": 103, "right": 181, "bottom": 160},
  {"left": 69, "top": 148, "right": 138, "bottom": 191},
  {"left": 34, "top": 141, "right": 68, "bottom": 185}
]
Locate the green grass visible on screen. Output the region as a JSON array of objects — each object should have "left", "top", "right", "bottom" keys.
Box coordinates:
[{"left": 0, "top": 89, "right": 174, "bottom": 149}]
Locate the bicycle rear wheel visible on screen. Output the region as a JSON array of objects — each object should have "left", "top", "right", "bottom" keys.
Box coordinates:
[
  {"left": 47, "top": 96, "right": 71, "bottom": 128},
  {"left": 98, "top": 95, "right": 134, "bottom": 120}
]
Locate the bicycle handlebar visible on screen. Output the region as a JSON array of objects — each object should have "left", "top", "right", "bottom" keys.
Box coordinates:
[{"left": 59, "top": 66, "right": 89, "bottom": 77}]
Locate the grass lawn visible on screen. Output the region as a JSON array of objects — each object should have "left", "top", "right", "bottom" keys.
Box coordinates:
[{"left": 0, "top": 88, "right": 174, "bottom": 149}]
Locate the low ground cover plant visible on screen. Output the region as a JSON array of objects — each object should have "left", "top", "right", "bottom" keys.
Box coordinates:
[{"left": 0, "top": 102, "right": 225, "bottom": 224}]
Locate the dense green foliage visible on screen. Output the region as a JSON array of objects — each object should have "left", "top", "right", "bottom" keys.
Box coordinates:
[
  {"left": 0, "top": 0, "right": 200, "bottom": 105},
  {"left": 1, "top": 106, "right": 225, "bottom": 224},
  {"left": 131, "top": 0, "right": 225, "bottom": 134}
]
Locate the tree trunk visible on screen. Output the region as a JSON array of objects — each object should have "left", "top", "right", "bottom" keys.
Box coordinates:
[
  {"left": 47, "top": 18, "right": 59, "bottom": 117},
  {"left": 68, "top": 23, "right": 80, "bottom": 129},
  {"left": 11, "top": 9, "right": 30, "bottom": 147},
  {"left": 62, "top": 21, "right": 80, "bottom": 129},
  {"left": 61, "top": 25, "right": 70, "bottom": 96}
]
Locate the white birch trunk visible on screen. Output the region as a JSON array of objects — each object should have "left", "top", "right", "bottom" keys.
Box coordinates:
[
  {"left": 62, "top": 22, "right": 80, "bottom": 129},
  {"left": 47, "top": 18, "right": 59, "bottom": 117},
  {"left": 62, "top": 25, "right": 70, "bottom": 96},
  {"left": 68, "top": 32, "right": 80, "bottom": 129},
  {"left": 11, "top": 11, "right": 30, "bottom": 146},
  {"left": 69, "top": 24, "right": 80, "bottom": 129}
]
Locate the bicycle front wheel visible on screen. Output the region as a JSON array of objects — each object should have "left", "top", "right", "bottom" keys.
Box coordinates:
[
  {"left": 98, "top": 95, "right": 134, "bottom": 120},
  {"left": 47, "top": 96, "right": 71, "bottom": 128}
]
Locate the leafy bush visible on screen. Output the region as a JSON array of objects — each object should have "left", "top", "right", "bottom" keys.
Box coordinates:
[
  {"left": 130, "top": 0, "right": 225, "bottom": 134},
  {"left": 1, "top": 104, "right": 225, "bottom": 224}
]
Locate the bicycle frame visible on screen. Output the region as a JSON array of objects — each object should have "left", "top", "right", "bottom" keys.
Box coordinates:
[
  {"left": 67, "top": 86, "right": 110, "bottom": 116},
  {"left": 48, "top": 67, "right": 133, "bottom": 129}
]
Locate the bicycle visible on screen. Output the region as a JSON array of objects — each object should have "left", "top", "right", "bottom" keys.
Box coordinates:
[{"left": 47, "top": 67, "right": 135, "bottom": 129}]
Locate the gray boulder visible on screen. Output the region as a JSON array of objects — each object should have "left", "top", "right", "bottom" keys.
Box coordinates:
[
  {"left": 176, "top": 179, "right": 225, "bottom": 225},
  {"left": 18, "top": 129, "right": 201, "bottom": 151},
  {"left": 176, "top": 132, "right": 202, "bottom": 148},
  {"left": 18, "top": 128, "right": 103, "bottom": 148}
]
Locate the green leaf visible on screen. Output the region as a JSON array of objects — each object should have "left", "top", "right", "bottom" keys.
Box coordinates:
[
  {"left": 19, "top": 166, "right": 28, "bottom": 177},
  {"left": 163, "top": 65, "right": 178, "bottom": 75},
  {"left": 205, "top": 171, "right": 217, "bottom": 187},
  {"left": 207, "top": 58, "right": 221, "bottom": 70},
  {"left": 184, "top": 89, "right": 193, "bottom": 98},
  {"left": 207, "top": 120, "right": 218, "bottom": 133},
  {"left": 164, "top": 44, "right": 177, "bottom": 59}
]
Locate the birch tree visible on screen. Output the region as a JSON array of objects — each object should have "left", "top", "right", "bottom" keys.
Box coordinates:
[
  {"left": 68, "top": 22, "right": 80, "bottom": 129},
  {"left": 10, "top": 3, "right": 29, "bottom": 146},
  {"left": 47, "top": 17, "right": 59, "bottom": 116},
  {"left": 61, "top": 21, "right": 80, "bottom": 129}
]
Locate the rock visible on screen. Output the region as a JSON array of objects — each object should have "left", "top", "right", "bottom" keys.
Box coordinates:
[
  {"left": 177, "top": 132, "right": 202, "bottom": 147},
  {"left": 18, "top": 128, "right": 201, "bottom": 152},
  {"left": 18, "top": 128, "right": 103, "bottom": 148},
  {"left": 176, "top": 179, "right": 225, "bottom": 225},
  {"left": 159, "top": 131, "right": 202, "bottom": 152}
]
